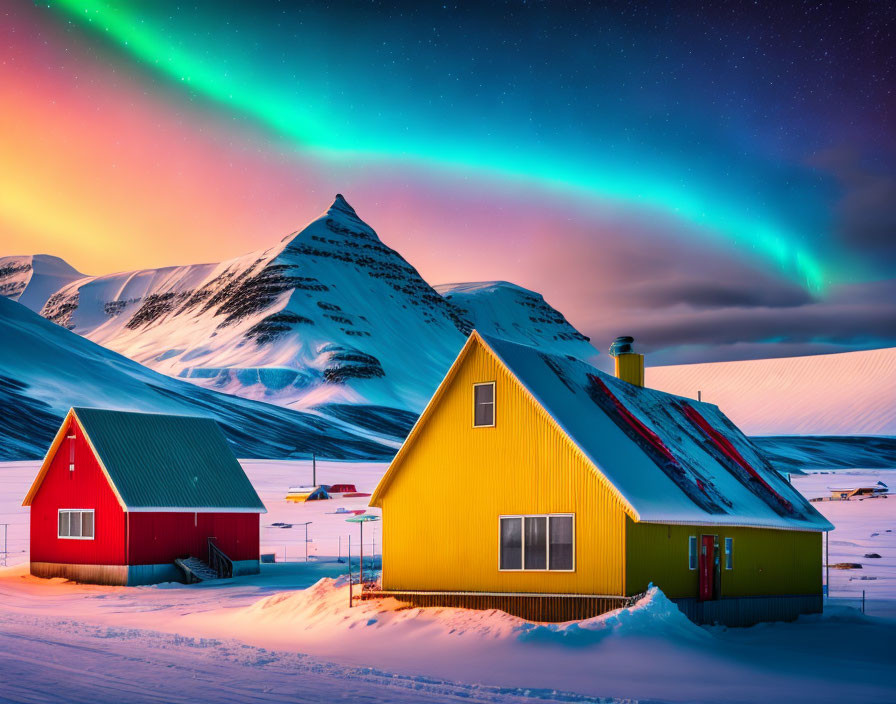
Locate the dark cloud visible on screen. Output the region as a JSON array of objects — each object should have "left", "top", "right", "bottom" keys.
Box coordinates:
[
  {"left": 510, "top": 205, "right": 896, "bottom": 364},
  {"left": 625, "top": 279, "right": 813, "bottom": 310},
  {"left": 812, "top": 147, "right": 896, "bottom": 268}
]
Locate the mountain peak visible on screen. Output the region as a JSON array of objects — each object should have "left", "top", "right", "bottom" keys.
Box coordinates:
[{"left": 328, "top": 193, "right": 358, "bottom": 218}]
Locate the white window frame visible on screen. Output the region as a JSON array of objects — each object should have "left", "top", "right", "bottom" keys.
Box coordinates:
[
  {"left": 58, "top": 509, "right": 95, "bottom": 540},
  {"left": 498, "top": 513, "right": 575, "bottom": 572},
  {"left": 472, "top": 382, "right": 496, "bottom": 428},
  {"left": 688, "top": 535, "right": 697, "bottom": 570},
  {"left": 724, "top": 537, "right": 733, "bottom": 570}
]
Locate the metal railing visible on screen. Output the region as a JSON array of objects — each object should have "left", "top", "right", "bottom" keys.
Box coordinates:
[{"left": 207, "top": 537, "right": 233, "bottom": 579}]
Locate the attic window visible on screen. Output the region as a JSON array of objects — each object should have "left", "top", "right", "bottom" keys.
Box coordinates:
[
  {"left": 473, "top": 382, "right": 495, "bottom": 427},
  {"left": 58, "top": 509, "right": 95, "bottom": 540}
]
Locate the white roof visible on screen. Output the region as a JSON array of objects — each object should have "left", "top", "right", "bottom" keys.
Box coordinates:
[{"left": 482, "top": 334, "right": 833, "bottom": 532}]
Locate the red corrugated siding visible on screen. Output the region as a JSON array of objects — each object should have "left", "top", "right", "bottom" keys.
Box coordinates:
[
  {"left": 127, "top": 512, "right": 259, "bottom": 564},
  {"left": 30, "top": 417, "right": 126, "bottom": 565}
]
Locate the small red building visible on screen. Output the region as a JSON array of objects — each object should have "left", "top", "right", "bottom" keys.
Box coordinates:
[{"left": 23, "top": 407, "right": 266, "bottom": 585}]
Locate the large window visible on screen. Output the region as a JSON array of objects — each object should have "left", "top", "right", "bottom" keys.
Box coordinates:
[
  {"left": 499, "top": 515, "right": 574, "bottom": 571},
  {"left": 724, "top": 537, "right": 733, "bottom": 570},
  {"left": 473, "top": 382, "right": 495, "bottom": 427},
  {"left": 688, "top": 535, "right": 697, "bottom": 570},
  {"left": 58, "top": 509, "right": 94, "bottom": 540}
]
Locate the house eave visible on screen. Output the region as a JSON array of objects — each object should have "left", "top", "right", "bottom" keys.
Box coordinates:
[
  {"left": 124, "top": 506, "right": 267, "bottom": 514},
  {"left": 633, "top": 517, "right": 833, "bottom": 532}
]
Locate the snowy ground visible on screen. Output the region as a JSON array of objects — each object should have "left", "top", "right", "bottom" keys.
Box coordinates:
[{"left": 1, "top": 460, "right": 895, "bottom": 703}]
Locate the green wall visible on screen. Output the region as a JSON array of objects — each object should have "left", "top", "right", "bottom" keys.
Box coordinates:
[{"left": 625, "top": 519, "right": 823, "bottom": 598}]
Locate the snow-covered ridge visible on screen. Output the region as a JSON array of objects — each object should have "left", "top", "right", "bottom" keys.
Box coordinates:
[
  {"left": 0, "top": 295, "right": 392, "bottom": 461},
  {"left": 0, "top": 254, "right": 84, "bottom": 312},
  {"left": 648, "top": 346, "right": 896, "bottom": 436},
  {"left": 436, "top": 281, "right": 595, "bottom": 362},
  {"left": 5, "top": 195, "right": 597, "bottom": 414}
]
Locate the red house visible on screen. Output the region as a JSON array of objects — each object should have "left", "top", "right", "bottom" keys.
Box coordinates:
[{"left": 23, "top": 407, "right": 266, "bottom": 585}]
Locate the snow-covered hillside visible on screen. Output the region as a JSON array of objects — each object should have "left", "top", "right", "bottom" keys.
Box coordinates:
[
  {"left": 0, "top": 296, "right": 393, "bottom": 461},
  {"left": 435, "top": 281, "right": 597, "bottom": 363},
  {"left": 648, "top": 346, "right": 896, "bottom": 436},
  {"left": 0, "top": 254, "right": 84, "bottom": 312},
  {"left": 1, "top": 196, "right": 596, "bottom": 414}
]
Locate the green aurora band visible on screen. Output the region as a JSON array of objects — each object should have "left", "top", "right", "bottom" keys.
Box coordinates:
[{"left": 49, "top": 0, "right": 828, "bottom": 292}]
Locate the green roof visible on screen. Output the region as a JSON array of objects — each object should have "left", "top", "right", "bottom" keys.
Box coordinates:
[{"left": 74, "top": 407, "right": 265, "bottom": 512}]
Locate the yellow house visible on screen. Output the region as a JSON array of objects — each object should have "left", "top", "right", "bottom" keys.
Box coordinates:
[{"left": 370, "top": 332, "right": 833, "bottom": 626}]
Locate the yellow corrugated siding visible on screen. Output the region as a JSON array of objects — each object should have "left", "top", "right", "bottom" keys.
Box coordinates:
[
  {"left": 380, "top": 343, "right": 629, "bottom": 595},
  {"left": 613, "top": 353, "right": 644, "bottom": 387},
  {"left": 625, "top": 519, "right": 822, "bottom": 598}
]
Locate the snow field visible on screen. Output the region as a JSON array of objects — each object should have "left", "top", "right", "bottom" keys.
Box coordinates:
[
  {"left": 648, "top": 346, "right": 896, "bottom": 436},
  {"left": 1, "top": 460, "right": 895, "bottom": 703}
]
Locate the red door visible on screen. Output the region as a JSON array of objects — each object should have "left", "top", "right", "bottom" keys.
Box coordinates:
[{"left": 698, "top": 534, "right": 715, "bottom": 601}]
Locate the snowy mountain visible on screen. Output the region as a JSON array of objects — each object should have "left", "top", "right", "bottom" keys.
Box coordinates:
[
  {"left": 0, "top": 254, "right": 84, "bottom": 312},
  {"left": 647, "top": 346, "right": 896, "bottom": 436},
  {"left": 17, "top": 195, "right": 596, "bottom": 413},
  {"left": 435, "top": 281, "right": 596, "bottom": 363},
  {"left": 0, "top": 295, "right": 393, "bottom": 461}
]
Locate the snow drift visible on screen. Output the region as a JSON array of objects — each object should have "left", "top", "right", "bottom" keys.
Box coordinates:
[{"left": 238, "top": 578, "right": 704, "bottom": 646}]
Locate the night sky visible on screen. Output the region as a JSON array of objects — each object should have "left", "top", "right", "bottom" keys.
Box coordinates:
[{"left": 2, "top": 1, "right": 894, "bottom": 363}]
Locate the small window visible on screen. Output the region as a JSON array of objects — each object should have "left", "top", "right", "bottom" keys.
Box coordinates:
[
  {"left": 724, "top": 537, "right": 733, "bottom": 570},
  {"left": 499, "top": 517, "right": 522, "bottom": 569},
  {"left": 549, "top": 515, "right": 574, "bottom": 570},
  {"left": 58, "top": 509, "right": 95, "bottom": 540},
  {"left": 499, "top": 514, "right": 574, "bottom": 571},
  {"left": 688, "top": 536, "right": 697, "bottom": 570},
  {"left": 473, "top": 382, "right": 495, "bottom": 427}
]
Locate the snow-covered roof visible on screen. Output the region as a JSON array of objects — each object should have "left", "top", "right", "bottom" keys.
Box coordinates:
[{"left": 480, "top": 333, "right": 832, "bottom": 532}]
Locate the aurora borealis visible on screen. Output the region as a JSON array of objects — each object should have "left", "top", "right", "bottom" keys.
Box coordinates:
[{"left": 2, "top": 1, "right": 895, "bottom": 363}]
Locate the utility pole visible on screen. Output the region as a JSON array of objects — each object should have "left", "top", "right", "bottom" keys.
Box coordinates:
[
  {"left": 301, "top": 521, "right": 312, "bottom": 562},
  {"left": 312, "top": 453, "right": 317, "bottom": 486}
]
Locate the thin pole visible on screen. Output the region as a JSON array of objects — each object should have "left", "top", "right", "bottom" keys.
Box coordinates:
[
  {"left": 825, "top": 531, "right": 829, "bottom": 599},
  {"left": 862, "top": 590, "right": 866, "bottom": 614},
  {"left": 338, "top": 535, "right": 342, "bottom": 562},
  {"left": 305, "top": 523, "right": 309, "bottom": 562},
  {"left": 312, "top": 454, "right": 316, "bottom": 486},
  {"left": 359, "top": 522, "right": 365, "bottom": 591},
  {"left": 348, "top": 534, "right": 352, "bottom": 607}
]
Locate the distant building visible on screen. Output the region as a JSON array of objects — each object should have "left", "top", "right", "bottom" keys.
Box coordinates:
[
  {"left": 286, "top": 485, "right": 331, "bottom": 502},
  {"left": 23, "top": 408, "right": 266, "bottom": 585},
  {"left": 285, "top": 484, "right": 368, "bottom": 502},
  {"left": 828, "top": 482, "right": 888, "bottom": 500},
  {"left": 370, "top": 332, "right": 833, "bottom": 626}
]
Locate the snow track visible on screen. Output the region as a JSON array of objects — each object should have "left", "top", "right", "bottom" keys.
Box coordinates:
[{"left": 0, "top": 612, "right": 640, "bottom": 704}]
